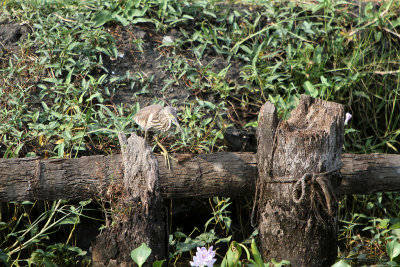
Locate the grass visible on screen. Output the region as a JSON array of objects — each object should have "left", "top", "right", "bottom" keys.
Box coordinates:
[{"left": 0, "top": 0, "right": 400, "bottom": 265}]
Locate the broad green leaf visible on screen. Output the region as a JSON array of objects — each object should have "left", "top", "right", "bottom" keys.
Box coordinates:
[
  {"left": 56, "top": 216, "right": 79, "bottom": 226},
  {"left": 66, "top": 246, "right": 87, "bottom": 256},
  {"left": 215, "top": 236, "right": 231, "bottom": 244},
  {"left": 0, "top": 250, "right": 10, "bottom": 267},
  {"left": 43, "top": 257, "right": 56, "bottom": 267},
  {"left": 240, "top": 45, "right": 253, "bottom": 55},
  {"left": 303, "top": 81, "right": 318, "bottom": 98},
  {"left": 125, "top": 7, "right": 148, "bottom": 19},
  {"left": 174, "top": 231, "right": 187, "bottom": 238},
  {"left": 331, "top": 259, "right": 351, "bottom": 267},
  {"left": 131, "top": 243, "right": 152, "bottom": 267},
  {"left": 392, "top": 229, "right": 400, "bottom": 239},
  {"left": 226, "top": 241, "right": 241, "bottom": 266},
  {"left": 251, "top": 238, "right": 263, "bottom": 267},
  {"left": 221, "top": 255, "right": 228, "bottom": 267},
  {"left": 93, "top": 10, "right": 113, "bottom": 27},
  {"left": 152, "top": 259, "right": 166, "bottom": 267},
  {"left": 271, "top": 258, "right": 290, "bottom": 267},
  {"left": 113, "top": 14, "right": 129, "bottom": 26},
  {"left": 175, "top": 241, "right": 200, "bottom": 254},
  {"left": 201, "top": 117, "right": 212, "bottom": 127},
  {"left": 387, "top": 239, "right": 400, "bottom": 260}
]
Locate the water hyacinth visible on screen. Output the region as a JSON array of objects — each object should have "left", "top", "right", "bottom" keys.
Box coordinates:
[{"left": 190, "top": 246, "right": 217, "bottom": 267}]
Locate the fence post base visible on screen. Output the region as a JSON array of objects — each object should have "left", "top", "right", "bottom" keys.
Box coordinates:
[
  {"left": 256, "top": 95, "right": 344, "bottom": 266},
  {"left": 92, "top": 132, "right": 167, "bottom": 267}
]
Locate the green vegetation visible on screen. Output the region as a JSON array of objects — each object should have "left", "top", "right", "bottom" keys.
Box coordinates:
[
  {"left": 0, "top": 200, "right": 91, "bottom": 266},
  {"left": 1, "top": 0, "right": 400, "bottom": 265}
]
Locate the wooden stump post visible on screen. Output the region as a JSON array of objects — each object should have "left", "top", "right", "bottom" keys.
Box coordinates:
[
  {"left": 92, "top": 132, "right": 167, "bottom": 267},
  {"left": 256, "top": 95, "right": 344, "bottom": 266}
]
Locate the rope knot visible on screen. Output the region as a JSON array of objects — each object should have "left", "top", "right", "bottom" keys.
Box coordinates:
[{"left": 292, "top": 168, "right": 340, "bottom": 225}]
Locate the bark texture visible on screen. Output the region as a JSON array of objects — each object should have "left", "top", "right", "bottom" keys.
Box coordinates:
[
  {"left": 338, "top": 153, "right": 400, "bottom": 195},
  {"left": 0, "top": 152, "right": 256, "bottom": 201},
  {"left": 256, "top": 95, "right": 344, "bottom": 266},
  {"left": 91, "top": 132, "right": 166, "bottom": 267},
  {"left": 1, "top": 152, "right": 400, "bottom": 201},
  {"left": 0, "top": 155, "right": 123, "bottom": 201}
]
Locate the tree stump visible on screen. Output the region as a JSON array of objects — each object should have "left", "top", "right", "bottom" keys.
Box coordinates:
[
  {"left": 92, "top": 132, "right": 167, "bottom": 267},
  {"left": 256, "top": 95, "right": 344, "bottom": 266}
]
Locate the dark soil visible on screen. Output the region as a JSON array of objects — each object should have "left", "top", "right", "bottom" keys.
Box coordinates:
[
  {"left": 102, "top": 23, "right": 252, "bottom": 126},
  {"left": 0, "top": 18, "right": 32, "bottom": 55}
]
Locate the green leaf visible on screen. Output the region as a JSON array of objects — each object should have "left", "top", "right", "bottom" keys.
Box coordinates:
[
  {"left": 131, "top": 243, "right": 152, "bottom": 267},
  {"left": 271, "top": 259, "right": 290, "bottom": 266},
  {"left": 353, "top": 90, "right": 370, "bottom": 101},
  {"left": 303, "top": 81, "right": 318, "bottom": 98},
  {"left": 152, "top": 259, "right": 166, "bottom": 267},
  {"left": 0, "top": 250, "right": 10, "bottom": 267},
  {"left": 67, "top": 246, "right": 87, "bottom": 256},
  {"left": 221, "top": 257, "right": 228, "bottom": 267},
  {"left": 125, "top": 7, "right": 148, "bottom": 19},
  {"left": 174, "top": 231, "right": 187, "bottom": 238},
  {"left": 175, "top": 241, "right": 200, "bottom": 254},
  {"left": 201, "top": 117, "right": 212, "bottom": 127},
  {"left": 56, "top": 216, "right": 79, "bottom": 226},
  {"left": 132, "top": 18, "right": 154, "bottom": 24},
  {"left": 93, "top": 10, "right": 114, "bottom": 27},
  {"left": 43, "top": 257, "right": 56, "bottom": 267},
  {"left": 215, "top": 236, "right": 231, "bottom": 244},
  {"left": 387, "top": 239, "right": 400, "bottom": 260},
  {"left": 251, "top": 239, "right": 263, "bottom": 267},
  {"left": 331, "top": 259, "right": 351, "bottom": 267},
  {"left": 203, "top": 10, "right": 216, "bottom": 18},
  {"left": 198, "top": 100, "right": 216, "bottom": 109},
  {"left": 244, "top": 121, "right": 258, "bottom": 128},
  {"left": 225, "top": 241, "right": 241, "bottom": 266},
  {"left": 240, "top": 45, "right": 253, "bottom": 55},
  {"left": 392, "top": 229, "right": 400, "bottom": 239},
  {"left": 113, "top": 14, "right": 129, "bottom": 26}
]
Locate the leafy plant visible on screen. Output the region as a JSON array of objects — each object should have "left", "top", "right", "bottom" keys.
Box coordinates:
[
  {"left": 131, "top": 243, "right": 152, "bottom": 267},
  {"left": 220, "top": 239, "right": 290, "bottom": 267},
  {"left": 0, "top": 200, "right": 91, "bottom": 266},
  {"left": 130, "top": 243, "right": 166, "bottom": 267},
  {"left": 1, "top": 0, "right": 400, "bottom": 265}
]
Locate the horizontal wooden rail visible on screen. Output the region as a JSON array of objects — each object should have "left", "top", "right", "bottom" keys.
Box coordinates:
[{"left": 0, "top": 152, "right": 400, "bottom": 201}]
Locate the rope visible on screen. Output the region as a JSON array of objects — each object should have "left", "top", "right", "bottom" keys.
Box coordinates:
[
  {"left": 250, "top": 115, "right": 342, "bottom": 228},
  {"left": 253, "top": 167, "right": 340, "bottom": 228},
  {"left": 289, "top": 166, "right": 341, "bottom": 226}
]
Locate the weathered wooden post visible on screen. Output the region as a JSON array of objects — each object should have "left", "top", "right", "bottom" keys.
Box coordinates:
[
  {"left": 255, "top": 95, "right": 344, "bottom": 266},
  {"left": 92, "top": 132, "right": 167, "bottom": 267}
]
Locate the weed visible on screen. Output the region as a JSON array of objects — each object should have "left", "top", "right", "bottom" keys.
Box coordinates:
[{"left": 1, "top": 0, "right": 400, "bottom": 265}]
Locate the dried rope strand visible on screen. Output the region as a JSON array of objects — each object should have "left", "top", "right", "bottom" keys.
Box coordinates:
[{"left": 263, "top": 164, "right": 342, "bottom": 226}]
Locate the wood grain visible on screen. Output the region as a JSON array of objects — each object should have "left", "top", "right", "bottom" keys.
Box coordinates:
[{"left": 1, "top": 152, "right": 400, "bottom": 201}]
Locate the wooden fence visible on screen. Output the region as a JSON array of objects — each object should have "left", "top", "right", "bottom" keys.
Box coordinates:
[{"left": 1, "top": 95, "right": 400, "bottom": 266}]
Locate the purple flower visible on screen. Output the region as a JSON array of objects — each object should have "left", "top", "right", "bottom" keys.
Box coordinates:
[
  {"left": 344, "top": 112, "right": 352, "bottom": 125},
  {"left": 190, "top": 246, "right": 217, "bottom": 267}
]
